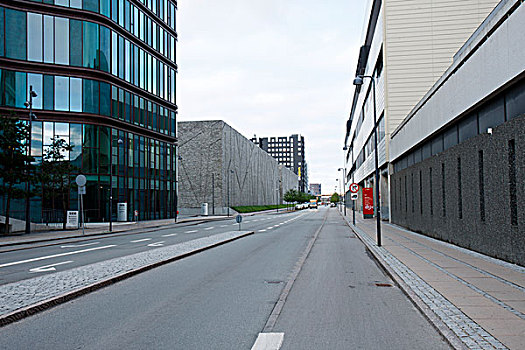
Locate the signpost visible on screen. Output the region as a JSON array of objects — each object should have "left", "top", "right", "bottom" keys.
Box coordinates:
[
  {"left": 75, "top": 175, "right": 87, "bottom": 235},
  {"left": 236, "top": 215, "right": 243, "bottom": 231},
  {"left": 350, "top": 183, "right": 360, "bottom": 225}
]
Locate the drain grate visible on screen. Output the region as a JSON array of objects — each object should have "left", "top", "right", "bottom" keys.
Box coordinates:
[{"left": 375, "top": 283, "right": 393, "bottom": 287}]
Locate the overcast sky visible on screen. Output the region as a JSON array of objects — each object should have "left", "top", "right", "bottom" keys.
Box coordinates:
[{"left": 177, "top": 0, "right": 367, "bottom": 195}]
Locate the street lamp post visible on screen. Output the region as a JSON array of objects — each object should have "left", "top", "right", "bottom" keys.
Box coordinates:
[
  {"left": 338, "top": 166, "right": 346, "bottom": 216},
  {"left": 353, "top": 74, "right": 382, "bottom": 246},
  {"left": 109, "top": 138, "right": 123, "bottom": 232},
  {"left": 24, "top": 86, "right": 37, "bottom": 234}
]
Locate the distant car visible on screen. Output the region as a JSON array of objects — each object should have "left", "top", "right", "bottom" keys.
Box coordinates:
[
  {"left": 309, "top": 200, "right": 318, "bottom": 209},
  {"left": 330, "top": 202, "right": 336, "bottom": 207}
]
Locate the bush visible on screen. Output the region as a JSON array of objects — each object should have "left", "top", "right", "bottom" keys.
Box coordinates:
[{"left": 231, "top": 205, "right": 289, "bottom": 213}]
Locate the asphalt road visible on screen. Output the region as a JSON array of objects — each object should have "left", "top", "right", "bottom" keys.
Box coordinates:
[{"left": 0, "top": 208, "right": 451, "bottom": 349}]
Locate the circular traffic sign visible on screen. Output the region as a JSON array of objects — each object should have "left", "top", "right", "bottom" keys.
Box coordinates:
[
  {"left": 236, "top": 215, "right": 243, "bottom": 223},
  {"left": 350, "top": 183, "right": 360, "bottom": 193},
  {"left": 75, "top": 174, "right": 87, "bottom": 187}
]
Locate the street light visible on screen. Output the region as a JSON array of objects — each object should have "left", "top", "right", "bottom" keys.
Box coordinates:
[
  {"left": 338, "top": 167, "right": 346, "bottom": 216},
  {"left": 353, "top": 74, "right": 382, "bottom": 246},
  {"left": 24, "top": 86, "right": 37, "bottom": 234},
  {"left": 108, "top": 138, "right": 123, "bottom": 232}
]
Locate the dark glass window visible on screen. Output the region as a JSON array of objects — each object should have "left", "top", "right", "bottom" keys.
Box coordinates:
[
  {"left": 5, "top": 9, "right": 26, "bottom": 60},
  {"left": 83, "top": 0, "right": 99, "bottom": 12},
  {"left": 478, "top": 96, "right": 505, "bottom": 133},
  {"left": 43, "top": 74, "right": 54, "bottom": 110},
  {"left": 458, "top": 113, "right": 478, "bottom": 142},
  {"left": 506, "top": 80, "right": 525, "bottom": 120},
  {"left": 443, "top": 125, "right": 458, "bottom": 150},
  {"left": 431, "top": 134, "right": 443, "bottom": 156},
  {"left": 2, "top": 70, "right": 15, "bottom": 107},
  {"left": 0, "top": 8, "right": 4, "bottom": 57},
  {"left": 82, "top": 147, "right": 99, "bottom": 173},
  {"left": 83, "top": 124, "right": 98, "bottom": 148},
  {"left": 100, "top": 0, "right": 110, "bottom": 17},
  {"left": 83, "top": 79, "right": 99, "bottom": 114},
  {"left": 100, "top": 82, "right": 111, "bottom": 116},
  {"left": 100, "top": 26, "right": 111, "bottom": 72},
  {"left": 111, "top": 85, "right": 118, "bottom": 118},
  {"left": 422, "top": 142, "right": 431, "bottom": 160},
  {"left": 118, "top": 36, "right": 125, "bottom": 79},
  {"left": 83, "top": 21, "right": 99, "bottom": 69},
  {"left": 414, "top": 147, "right": 422, "bottom": 163},
  {"left": 125, "top": 91, "right": 131, "bottom": 122},
  {"left": 70, "top": 20, "right": 83, "bottom": 67},
  {"left": 111, "top": 0, "right": 118, "bottom": 22}
]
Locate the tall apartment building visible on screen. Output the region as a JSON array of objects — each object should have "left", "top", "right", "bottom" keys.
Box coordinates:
[
  {"left": 309, "top": 183, "right": 321, "bottom": 196},
  {"left": 0, "top": 0, "right": 177, "bottom": 223},
  {"left": 344, "top": 0, "right": 499, "bottom": 220},
  {"left": 251, "top": 134, "right": 308, "bottom": 192}
]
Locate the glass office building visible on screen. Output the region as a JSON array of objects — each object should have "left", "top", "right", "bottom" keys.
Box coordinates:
[{"left": 0, "top": 0, "right": 177, "bottom": 222}]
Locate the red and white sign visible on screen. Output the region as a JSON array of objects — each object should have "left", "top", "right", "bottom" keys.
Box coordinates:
[
  {"left": 363, "top": 188, "right": 374, "bottom": 216},
  {"left": 350, "top": 183, "right": 360, "bottom": 193}
]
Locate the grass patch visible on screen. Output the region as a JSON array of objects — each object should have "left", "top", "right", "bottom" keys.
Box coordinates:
[{"left": 231, "top": 205, "right": 291, "bottom": 213}]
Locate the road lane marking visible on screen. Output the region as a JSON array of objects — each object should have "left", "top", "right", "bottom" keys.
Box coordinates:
[
  {"left": 147, "top": 241, "right": 165, "bottom": 247},
  {"left": 29, "top": 261, "right": 73, "bottom": 273},
  {"left": 130, "top": 238, "right": 152, "bottom": 243},
  {"left": 60, "top": 242, "right": 99, "bottom": 249},
  {"left": 220, "top": 225, "right": 228, "bottom": 227},
  {"left": 259, "top": 230, "right": 267, "bottom": 232},
  {"left": 267, "top": 227, "right": 273, "bottom": 230},
  {"left": 185, "top": 230, "right": 198, "bottom": 233},
  {"left": 161, "top": 233, "right": 178, "bottom": 237},
  {"left": 0, "top": 245, "right": 117, "bottom": 269},
  {"left": 204, "top": 227, "right": 214, "bottom": 230},
  {"left": 251, "top": 333, "right": 284, "bottom": 350}
]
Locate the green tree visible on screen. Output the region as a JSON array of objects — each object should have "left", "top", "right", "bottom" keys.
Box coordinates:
[
  {"left": 0, "top": 116, "right": 36, "bottom": 234},
  {"left": 284, "top": 189, "right": 298, "bottom": 203},
  {"left": 41, "top": 136, "right": 76, "bottom": 230},
  {"left": 330, "top": 192, "right": 340, "bottom": 203}
]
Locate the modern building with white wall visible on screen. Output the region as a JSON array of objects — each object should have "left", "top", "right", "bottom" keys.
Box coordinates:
[
  {"left": 389, "top": 0, "right": 525, "bottom": 265},
  {"left": 344, "top": 0, "right": 499, "bottom": 220}
]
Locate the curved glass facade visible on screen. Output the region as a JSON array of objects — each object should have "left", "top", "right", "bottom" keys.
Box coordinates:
[{"left": 0, "top": 0, "right": 177, "bottom": 223}]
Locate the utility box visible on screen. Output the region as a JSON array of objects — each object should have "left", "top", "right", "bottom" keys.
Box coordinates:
[
  {"left": 117, "top": 203, "right": 128, "bottom": 222},
  {"left": 201, "top": 203, "right": 208, "bottom": 216}
]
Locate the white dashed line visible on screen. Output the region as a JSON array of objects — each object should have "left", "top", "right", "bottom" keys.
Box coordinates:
[
  {"left": 131, "top": 238, "right": 152, "bottom": 243},
  {"left": 161, "top": 233, "right": 177, "bottom": 237},
  {"left": 185, "top": 230, "right": 198, "bottom": 233},
  {"left": 259, "top": 230, "right": 267, "bottom": 232},
  {"left": 204, "top": 227, "right": 214, "bottom": 230},
  {"left": 251, "top": 333, "right": 284, "bottom": 350}
]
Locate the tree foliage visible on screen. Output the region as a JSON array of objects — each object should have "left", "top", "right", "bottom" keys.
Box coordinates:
[
  {"left": 0, "top": 116, "right": 37, "bottom": 233},
  {"left": 330, "top": 192, "right": 340, "bottom": 203},
  {"left": 283, "top": 189, "right": 316, "bottom": 203}
]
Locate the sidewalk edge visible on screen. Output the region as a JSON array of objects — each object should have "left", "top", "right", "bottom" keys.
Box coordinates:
[
  {"left": 0, "top": 230, "right": 254, "bottom": 328},
  {"left": 338, "top": 210, "right": 468, "bottom": 350}
]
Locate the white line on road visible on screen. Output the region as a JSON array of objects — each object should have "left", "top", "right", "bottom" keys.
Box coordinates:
[
  {"left": 185, "top": 230, "right": 198, "bottom": 233},
  {"left": 259, "top": 230, "right": 267, "bottom": 232},
  {"left": 204, "top": 227, "right": 214, "bottom": 230},
  {"left": 0, "top": 245, "right": 117, "bottom": 269},
  {"left": 60, "top": 242, "right": 100, "bottom": 249},
  {"left": 161, "top": 233, "right": 178, "bottom": 237},
  {"left": 251, "top": 333, "right": 284, "bottom": 350},
  {"left": 29, "top": 261, "right": 73, "bottom": 273},
  {"left": 147, "top": 241, "right": 165, "bottom": 247},
  {"left": 130, "top": 238, "right": 152, "bottom": 243},
  {"left": 220, "top": 225, "right": 228, "bottom": 227},
  {"left": 267, "top": 227, "right": 273, "bottom": 230}
]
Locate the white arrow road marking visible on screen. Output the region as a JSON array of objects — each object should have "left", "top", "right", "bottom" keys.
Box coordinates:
[
  {"left": 147, "top": 241, "right": 164, "bottom": 247},
  {"left": 185, "top": 230, "right": 198, "bottom": 233},
  {"left": 204, "top": 227, "right": 214, "bottom": 230},
  {"left": 130, "top": 238, "right": 152, "bottom": 243},
  {"left": 29, "top": 261, "right": 73, "bottom": 273},
  {"left": 0, "top": 245, "right": 117, "bottom": 269},
  {"left": 60, "top": 242, "right": 100, "bottom": 248},
  {"left": 251, "top": 333, "right": 284, "bottom": 350},
  {"left": 161, "top": 233, "right": 178, "bottom": 237}
]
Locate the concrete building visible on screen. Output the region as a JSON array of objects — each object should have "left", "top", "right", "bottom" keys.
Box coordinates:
[
  {"left": 389, "top": 0, "right": 525, "bottom": 265},
  {"left": 178, "top": 121, "right": 298, "bottom": 215},
  {"left": 309, "top": 183, "right": 321, "bottom": 196},
  {"left": 0, "top": 0, "right": 178, "bottom": 223},
  {"left": 251, "top": 134, "right": 308, "bottom": 192},
  {"left": 344, "top": 0, "right": 499, "bottom": 220}
]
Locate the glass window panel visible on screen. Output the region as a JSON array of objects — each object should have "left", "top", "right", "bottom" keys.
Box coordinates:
[
  {"left": 82, "top": 147, "right": 98, "bottom": 173},
  {"left": 100, "top": 0, "right": 110, "bottom": 17},
  {"left": 13, "top": 72, "right": 27, "bottom": 108},
  {"left": 55, "top": 0, "right": 69, "bottom": 7},
  {"left": 43, "top": 74, "right": 54, "bottom": 110},
  {"left": 27, "top": 13, "right": 43, "bottom": 62},
  {"left": 43, "top": 122, "right": 54, "bottom": 145},
  {"left": 443, "top": 125, "right": 458, "bottom": 151},
  {"left": 27, "top": 73, "right": 43, "bottom": 109},
  {"left": 431, "top": 134, "right": 443, "bottom": 156},
  {"left": 478, "top": 96, "right": 505, "bottom": 133},
  {"left": 134, "top": 7, "right": 139, "bottom": 37},
  {"left": 83, "top": 0, "right": 99, "bottom": 12},
  {"left": 111, "top": 0, "right": 118, "bottom": 22},
  {"left": 55, "top": 17, "right": 69, "bottom": 65},
  {"left": 125, "top": 39, "right": 130, "bottom": 82},
  {"left": 3, "top": 70, "right": 16, "bottom": 107},
  {"left": 55, "top": 76, "right": 70, "bottom": 111},
  {"left": 70, "top": 19, "right": 83, "bottom": 67},
  {"left": 111, "top": 32, "right": 118, "bottom": 75},
  {"left": 125, "top": 91, "right": 131, "bottom": 122},
  {"left": 458, "top": 113, "right": 478, "bottom": 143},
  {"left": 506, "top": 80, "right": 525, "bottom": 120},
  {"left": 83, "top": 79, "right": 99, "bottom": 114},
  {"left": 31, "top": 122, "right": 43, "bottom": 157},
  {"left": 100, "top": 82, "right": 111, "bottom": 116},
  {"left": 111, "top": 85, "right": 118, "bottom": 118},
  {"left": 83, "top": 124, "right": 98, "bottom": 148},
  {"left": 99, "top": 126, "right": 110, "bottom": 174},
  {"left": 5, "top": 9, "right": 27, "bottom": 60},
  {"left": 0, "top": 8, "right": 4, "bottom": 57},
  {"left": 118, "top": 35, "right": 124, "bottom": 79},
  {"left": 43, "top": 15, "right": 54, "bottom": 63},
  {"left": 125, "top": 0, "right": 130, "bottom": 31},
  {"left": 100, "top": 26, "right": 111, "bottom": 72},
  {"left": 71, "top": 0, "right": 82, "bottom": 9},
  {"left": 69, "top": 123, "right": 82, "bottom": 168},
  {"left": 83, "top": 21, "right": 99, "bottom": 69},
  {"left": 118, "top": 0, "right": 124, "bottom": 26},
  {"left": 70, "top": 77, "right": 82, "bottom": 112}
]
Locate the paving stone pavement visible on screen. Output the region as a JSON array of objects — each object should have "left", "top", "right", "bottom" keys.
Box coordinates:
[
  {"left": 345, "top": 215, "right": 511, "bottom": 350},
  {"left": 0, "top": 231, "right": 252, "bottom": 323}
]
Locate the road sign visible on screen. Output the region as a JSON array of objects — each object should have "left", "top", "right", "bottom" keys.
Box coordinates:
[
  {"left": 351, "top": 193, "right": 358, "bottom": 200},
  {"left": 236, "top": 215, "right": 243, "bottom": 223},
  {"left": 350, "top": 183, "right": 360, "bottom": 193},
  {"left": 75, "top": 174, "right": 87, "bottom": 187},
  {"left": 78, "top": 186, "right": 86, "bottom": 195}
]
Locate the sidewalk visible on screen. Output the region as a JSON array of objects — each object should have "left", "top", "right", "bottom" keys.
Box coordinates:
[
  {"left": 0, "top": 215, "right": 230, "bottom": 247},
  {"left": 340, "top": 209, "right": 525, "bottom": 350}
]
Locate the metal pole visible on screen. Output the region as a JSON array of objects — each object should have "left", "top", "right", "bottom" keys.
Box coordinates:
[
  {"left": 25, "top": 86, "right": 34, "bottom": 234},
  {"left": 352, "top": 199, "right": 355, "bottom": 225},
  {"left": 371, "top": 77, "right": 382, "bottom": 247},
  {"left": 109, "top": 142, "right": 113, "bottom": 232}
]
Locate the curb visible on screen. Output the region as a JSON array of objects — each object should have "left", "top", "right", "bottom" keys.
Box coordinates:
[
  {"left": 337, "top": 210, "right": 468, "bottom": 350},
  {"left": 0, "top": 216, "right": 231, "bottom": 249},
  {"left": 0, "top": 230, "right": 254, "bottom": 328}
]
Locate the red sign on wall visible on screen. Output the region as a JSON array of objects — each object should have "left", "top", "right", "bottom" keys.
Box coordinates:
[{"left": 363, "top": 188, "right": 374, "bottom": 218}]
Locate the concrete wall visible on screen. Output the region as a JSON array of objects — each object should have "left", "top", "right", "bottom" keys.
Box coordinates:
[
  {"left": 391, "top": 115, "right": 525, "bottom": 266},
  {"left": 178, "top": 121, "right": 298, "bottom": 215}
]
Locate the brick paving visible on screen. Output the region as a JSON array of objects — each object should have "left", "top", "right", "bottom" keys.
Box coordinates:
[{"left": 342, "top": 211, "right": 525, "bottom": 350}]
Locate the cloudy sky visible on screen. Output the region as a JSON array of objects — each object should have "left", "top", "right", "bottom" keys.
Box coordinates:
[{"left": 177, "top": 0, "right": 367, "bottom": 195}]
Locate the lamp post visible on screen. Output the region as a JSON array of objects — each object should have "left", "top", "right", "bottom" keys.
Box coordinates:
[
  {"left": 24, "top": 86, "right": 37, "bottom": 234},
  {"left": 353, "top": 74, "right": 382, "bottom": 246},
  {"left": 338, "top": 167, "right": 346, "bottom": 216},
  {"left": 109, "top": 138, "right": 123, "bottom": 232}
]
